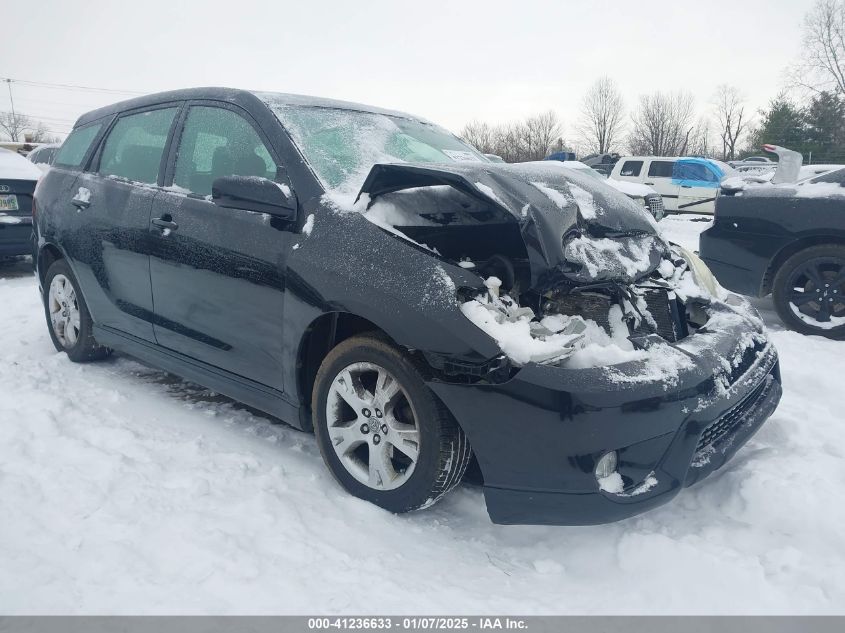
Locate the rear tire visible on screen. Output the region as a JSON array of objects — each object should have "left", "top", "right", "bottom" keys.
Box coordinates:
[
  {"left": 43, "top": 259, "right": 111, "bottom": 361},
  {"left": 312, "top": 334, "right": 471, "bottom": 513},
  {"left": 772, "top": 244, "right": 845, "bottom": 340}
]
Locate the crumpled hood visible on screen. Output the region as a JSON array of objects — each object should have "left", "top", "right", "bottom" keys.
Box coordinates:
[{"left": 358, "top": 160, "right": 665, "bottom": 290}]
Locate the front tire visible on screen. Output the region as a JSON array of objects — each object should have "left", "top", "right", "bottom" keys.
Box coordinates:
[
  {"left": 312, "top": 334, "right": 471, "bottom": 513},
  {"left": 43, "top": 259, "right": 111, "bottom": 361},
  {"left": 772, "top": 244, "right": 845, "bottom": 339}
]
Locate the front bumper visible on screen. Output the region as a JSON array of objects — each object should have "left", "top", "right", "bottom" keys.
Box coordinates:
[{"left": 429, "top": 312, "right": 781, "bottom": 525}]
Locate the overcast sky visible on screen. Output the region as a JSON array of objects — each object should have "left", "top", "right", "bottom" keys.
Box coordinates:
[{"left": 2, "top": 0, "right": 817, "bottom": 141}]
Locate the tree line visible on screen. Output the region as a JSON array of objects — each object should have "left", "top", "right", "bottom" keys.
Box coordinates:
[
  {"left": 462, "top": 0, "right": 845, "bottom": 164},
  {"left": 0, "top": 112, "right": 59, "bottom": 144}
]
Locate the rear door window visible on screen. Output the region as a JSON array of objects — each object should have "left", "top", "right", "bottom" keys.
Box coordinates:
[
  {"left": 619, "top": 160, "right": 643, "bottom": 177},
  {"left": 647, "top": 160, "right": 675, "bottom": 178},
  {"left": 99, "top": 108, "right": 178, "bottom": 184},
  {"left": 53, "top": 123, "right": 103, "bottom": 168},
  {"left": 173, "top": 106, "right": 277, "bottom": 196}
]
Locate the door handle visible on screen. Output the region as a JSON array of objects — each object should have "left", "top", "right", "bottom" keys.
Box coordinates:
[
  {"left": 71, "top": 197, "right": 90, "bottom": 209},
  {"left": 644, "top": 182, "right": 655, "bottom": 185},
  {"left": 152, "top": 216, "right": 179, "bottom": 232},
  {"left": 681, "top": 185, "right": 692, "bottom": 188}
]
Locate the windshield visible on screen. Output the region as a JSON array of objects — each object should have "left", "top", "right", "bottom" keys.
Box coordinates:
[{"left": 267, "top": 105, "right": 488, "bottom": 198}]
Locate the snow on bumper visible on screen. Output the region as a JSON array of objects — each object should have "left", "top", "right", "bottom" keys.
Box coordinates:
[{"left": 428, "top": 314, "right": 781, "bottom": 526}]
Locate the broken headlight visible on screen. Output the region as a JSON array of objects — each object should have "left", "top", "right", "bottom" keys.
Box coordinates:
[{"left": 677, "top": 246, "right": 720, "bottom": 298}]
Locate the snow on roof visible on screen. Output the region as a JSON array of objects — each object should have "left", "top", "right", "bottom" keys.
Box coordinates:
[
  {"left": 0, "top": 148, "right": 42, "bottom": 180},
  {"left": 252, "top": 91, "right": 427, "bottom": 123}
]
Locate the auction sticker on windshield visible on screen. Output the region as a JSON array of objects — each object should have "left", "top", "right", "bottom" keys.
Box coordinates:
[
  {"left": 0, "top": 195, "right": 19, "bottom": 211},
  {"left": 442, "top": 149, "right": 483, "bottom": 162}
]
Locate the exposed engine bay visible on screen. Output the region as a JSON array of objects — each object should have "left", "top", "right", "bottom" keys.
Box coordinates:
[
  {"left": 456, "top": 246, "right": 718, "bottom": 367},
  {"left": 353, "top": 160, "right": 738, "bottom": 369}
]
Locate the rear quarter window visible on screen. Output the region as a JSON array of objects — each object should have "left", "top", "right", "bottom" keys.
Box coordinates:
[{"left": 53, "top": 123, "right": 103, "bottom": 168}]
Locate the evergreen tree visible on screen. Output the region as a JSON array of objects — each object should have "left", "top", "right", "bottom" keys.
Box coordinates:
[
  {"left": 804, "top": 91, "right": 845, "bottom": 162},
  {"left": 747, "top": 96, "right": 806, "bottom": 155}
]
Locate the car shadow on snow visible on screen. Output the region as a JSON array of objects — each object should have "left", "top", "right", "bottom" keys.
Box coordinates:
[
  {"left": 103, "top": 352, "right": 493, "bottom": 517},
  {"left": 116, "top": 355, "right": 296, "bottom": 426}
]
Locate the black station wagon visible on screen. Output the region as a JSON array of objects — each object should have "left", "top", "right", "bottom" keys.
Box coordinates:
[{"left": 33, "top": 88, "right": 782, "bottom": 525}]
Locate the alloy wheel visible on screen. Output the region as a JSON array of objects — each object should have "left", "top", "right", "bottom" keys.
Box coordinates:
[
  {"left": 786, "top": 256, "right": 845, "bottom": 324},
  {"left": 48, "top": 274, "right": 81, "bottom": 348},
  {"left": 325, "top": 361, "right": 421, "bottom": 490}
]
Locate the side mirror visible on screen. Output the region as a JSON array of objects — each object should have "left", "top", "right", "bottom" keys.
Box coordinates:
[{"left": 212, "top": 176, "right": 297, "bottom": 219}]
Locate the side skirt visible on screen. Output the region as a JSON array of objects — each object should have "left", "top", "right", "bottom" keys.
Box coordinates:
[{"left": 93, "top": 324, "right": 306, "bottom": 430}]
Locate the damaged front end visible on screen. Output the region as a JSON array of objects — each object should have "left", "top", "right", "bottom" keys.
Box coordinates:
[
  {"left": 355, "top": 160, "right": 751, "bottom": 372},
  {"left": 352, "top": 160, "right": 781, "bottom": 525}
]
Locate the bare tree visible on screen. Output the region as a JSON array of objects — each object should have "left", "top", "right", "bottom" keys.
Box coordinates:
[
  {"left": 460, "top": 111, "right": 562, "bottom": 162},
  {"left": 628, "top": 91, "right": 696, "bottom": 155},
  {"left": 0, "top": 113, "right": 59, "bottom": 143},
  {"left": 577, "top": 77, "right": 625, "bottom": 154},
  {"left": 714, "top": 85, "right": 747, "bottom": 160},
  {"left": 460, "top": 120, "right": 497, "bottom": 155},
  {"left": 501, "top": 122, "right": 531, "bottom": 163},
  {"left": 523, "top": 110, "right": 562, "bottom": 161},
  {"left": 0, "top": 112, "right": 34, "bottom": 142},
  {"left": 686, "top": 118, "right": 716, "bottom": 157},
  {"left": 790, "top": 0, "right": 845, "bottom": 95},
  {"left": 28, "top": 121, "right": 60, "bottom": 144}
]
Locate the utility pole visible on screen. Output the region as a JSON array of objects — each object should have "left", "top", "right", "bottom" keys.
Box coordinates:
[
  {"left": 5, "top": 78, "right": 15, "bottom": 119},
  {"left": 4, "top": 78, "right": 18, "bottom": 141}
]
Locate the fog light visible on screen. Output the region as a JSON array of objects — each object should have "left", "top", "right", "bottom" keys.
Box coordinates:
[{"left": 595, "top": 451, "right": 618, "bottom": 479}]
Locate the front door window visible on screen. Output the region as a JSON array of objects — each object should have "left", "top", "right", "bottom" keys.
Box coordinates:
[{"left": 173, "top": 106, "right": 277, "bottom": 196}]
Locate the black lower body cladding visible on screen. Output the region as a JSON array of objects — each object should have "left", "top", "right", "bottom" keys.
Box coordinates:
[{"left": 428, "top": 323, "right": 781, "bottom": 526}]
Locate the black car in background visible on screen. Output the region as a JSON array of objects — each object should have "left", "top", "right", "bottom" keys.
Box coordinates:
[
  {"left": 701, "top": 167, "right": 845, "bottom": 339},
  {"left": 33, "top": 88, "right": 780, "bottom": 525},
  {"left": 0, "top": 148, "right": 41, "bottom": 260},
  {"left": 27, "top": 143, "right": 61, "bottom": 168}
]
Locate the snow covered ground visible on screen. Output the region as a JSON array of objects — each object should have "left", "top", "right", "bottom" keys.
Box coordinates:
[{"left": 1, "top": 215, "right": 844, "bottom": 614}]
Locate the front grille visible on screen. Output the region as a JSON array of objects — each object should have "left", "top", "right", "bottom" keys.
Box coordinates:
[
  {"left": 696, "top": 378, "right": 768, "bottom": 452},
  {"left": 645, "top": 193, "right": 664, "bottom": 218}
]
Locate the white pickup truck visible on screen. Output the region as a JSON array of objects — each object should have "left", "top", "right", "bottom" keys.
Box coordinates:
[{"left": 609, "top": 156, "right": 737, "bottom": 214}]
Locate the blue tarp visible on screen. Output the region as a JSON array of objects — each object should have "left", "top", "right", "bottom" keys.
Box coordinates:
[{"left": 672, "top": 158, "right": 723, "bottom": 189}]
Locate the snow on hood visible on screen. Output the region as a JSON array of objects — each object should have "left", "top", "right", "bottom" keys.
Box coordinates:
[
  {"left": 606, "top": 178, "right": 656, "bottom": 198},
  {"left": 356, "top": 160, "right": 664, "bottom": 290},
  {"left": 0, "top": 149, "right": 41, "bottom": 181}
]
